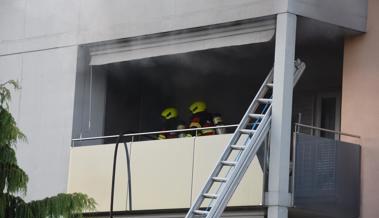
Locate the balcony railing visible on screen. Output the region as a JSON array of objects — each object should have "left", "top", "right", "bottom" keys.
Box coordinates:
[
  {"left": 69, "top": 125, "right": 266, "bottom": 212},
  {"left": 72, "top": 124, "right": 239, "bottom": 147},
  {"left": 69, "top": 122, "right": 361, "bottom": 215},
  {"left": 291, "top": 123, "right": 361, "bottom": 218}
]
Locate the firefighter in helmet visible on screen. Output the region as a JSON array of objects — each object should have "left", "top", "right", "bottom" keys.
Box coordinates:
[
  {"left": 188, "top": 101, "right": 215, "bottom": 136},
  {"left": 213, "top": 113, "right": 226, "bottom": 135},
  {"left": 158, "top": 107, "right": 179, "bottom": 140},
  {"left": 158, "top": 107, "right": 189, "bottom": 139}
]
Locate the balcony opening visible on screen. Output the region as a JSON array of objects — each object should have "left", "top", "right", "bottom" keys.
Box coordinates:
[{"left": 74, "top": 41, "right": 275, "bottom": 145}]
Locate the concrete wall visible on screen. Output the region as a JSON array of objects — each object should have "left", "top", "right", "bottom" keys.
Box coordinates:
[
  {"left": 341, "top": 0, "right": 379, "bottom": 217},
  {"left": 0, "top": 46, "right": 78, "bottom": 200},
  {"left": 289, "top": 0, "right": 367, "bottom": 32},
  {"left": 0, "top": 0, "right": 282, "bottom": 56},
  {"left": 0, "top": 0, "right": 367, "bottom": 57}
]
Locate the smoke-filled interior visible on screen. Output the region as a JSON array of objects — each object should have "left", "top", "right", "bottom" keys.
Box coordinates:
[{"left": 98, "top": 42, "right": 275, "bottom": 135}]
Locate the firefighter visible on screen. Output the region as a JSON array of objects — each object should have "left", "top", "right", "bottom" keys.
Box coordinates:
[
  {"left": 158, "top": 107, "right": 180, "bottom": 140},
  {"left": 177, "top": 121, "right": 192, "bottom": 138},
  {"left": 188, "top": 101, "right": 215, "bottom": 136},
  {"left": 213, "top": 113, "right": 226, "bottom": 135}
]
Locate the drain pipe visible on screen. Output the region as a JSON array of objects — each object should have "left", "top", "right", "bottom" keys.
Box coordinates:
[{"left": 110, "top": 133, "right": 133, "bottom": 218}]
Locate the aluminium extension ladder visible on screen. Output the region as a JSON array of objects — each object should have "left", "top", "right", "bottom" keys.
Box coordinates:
[{"left": 185, "top": 59, "right": 306, "bottom": 218}]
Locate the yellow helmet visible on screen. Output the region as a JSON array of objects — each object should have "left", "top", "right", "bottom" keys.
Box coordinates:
[
  {"left": 189, "top": 101, "right": 207, "bottom": 114},
  {"left": 161, "top": 107, "right": 178, "bottom": 120}
]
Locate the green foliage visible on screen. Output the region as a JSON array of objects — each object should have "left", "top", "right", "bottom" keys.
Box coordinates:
[
  {"left": 0, "top": 80, "right": 20, "bottom": 110},
  {"left": 0, "top": 162, "right": 28, "bottom": 195},
  {"left": 0, "top": 80, "right": 96, "bottom": 218},
  {"left": 0, "top": 82, "right": 25, "bottom": 147},
  {"left": 9, "top": 193, "right": 96, "bottom": 218}
]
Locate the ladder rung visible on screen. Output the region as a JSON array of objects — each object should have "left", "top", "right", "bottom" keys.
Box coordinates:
[
  {"left": 230, "top": 145, "right": 246, "bottom": 150},
  {"left": 203, "top": 193, "right": 218, "bottom": 199},
  {"left": 248, "top": 113, "right": 265, "bottom": 119},
  {"left": 258, "top": 98, "right": 272, "bottom": 104},
  {"left": 266, "top": 83, "right": 274, "bottom": 88},
  {"left": 194, "top": 210, "right": 209, "bottom": 215},
  {"left": 221, "top": 161, "right": 237, "bottom": 166},
  {"left": 240, "top": 129, "right": 256, "bottom": 135},
  {"left": 212, "top": 177, "right": 227, "bottom": 182},
  {"left": 248, "top": 122, "right": 261, "bottom": 127}
]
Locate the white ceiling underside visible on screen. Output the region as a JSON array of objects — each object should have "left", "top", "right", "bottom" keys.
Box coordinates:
[{"left": 88, "top": 18, "right": 276, "bottom": 66}]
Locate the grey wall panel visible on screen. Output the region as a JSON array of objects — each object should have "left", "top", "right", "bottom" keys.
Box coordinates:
[
  {"left": 0, "top": 0, "right": 368, "bottom": 56},
  {"left": 0, "top": 0, "right": 26, "bottom": 41},
  {"left": 0, "top": 0, "right": 282, "bottom": 56},
  {"left": 14, "top": 46, "right": 78, "bottom": 201},
  {"left": 289, "top": 0, "right": 367, "bottom": 31},
  {"left": 23, "top": 0, "right": 80, "bottom": 38}
]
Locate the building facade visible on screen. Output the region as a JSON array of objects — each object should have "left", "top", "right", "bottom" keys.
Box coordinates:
[{"left": 0, "top": 0, "right": 376, "bottom": 217}]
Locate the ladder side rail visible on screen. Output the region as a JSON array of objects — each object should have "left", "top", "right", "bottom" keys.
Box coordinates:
[
  {"left": 205, "top": 60, "right": 305, "bottom": 217},
  {"left": 208, "top": 60, "right": 305, "bottom": 216},
  {"left": 293, "top": 60, "right": 306, "bottom": 85},
  {"left": 207, "top": 107, "right": 272, "bottom": 213},
  {"left": 242, "top": 61, "right": 302, "bottom": 148},
  {"left": 207, "top": 108, "right": 272, "bottom": 218},
  {"left": 186, "top": 147, "right": 234, "bottom": 216},
  {"left": 210, "top": 120, "right": 272, "bottom": 218},
  {"left": 239, "top": 69, "right": 273, "bottom": 130},
  {"left": 186, "top": 69, "right": 273, "bottom": 217}
]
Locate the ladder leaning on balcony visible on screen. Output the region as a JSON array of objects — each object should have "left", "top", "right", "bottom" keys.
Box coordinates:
[{"left": 185, "top": 59, "right": 306, "bottom": 218}]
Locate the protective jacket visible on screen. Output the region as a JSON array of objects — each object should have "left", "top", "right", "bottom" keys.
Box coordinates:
[{"left": 189, "top": 111, "right": 215, "bottom": 136}]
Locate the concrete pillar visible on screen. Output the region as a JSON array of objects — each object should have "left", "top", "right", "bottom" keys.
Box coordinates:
[{"left": 266, "top": 13, "right": 297, "bottom": 218}]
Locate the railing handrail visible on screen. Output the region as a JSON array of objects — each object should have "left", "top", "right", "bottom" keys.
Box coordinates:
[
  {"left": 294, "top": 123, "right": 361, "bottom": 139},
  {"left": 72, "top": 124, "right": 239, "bottom": 142}
]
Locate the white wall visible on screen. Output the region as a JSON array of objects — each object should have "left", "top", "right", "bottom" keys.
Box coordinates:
[
  {"left": 0, "top": 46, "right": 78, "bottom": 201},
  {"left": 0, "top": 0, "right": 281, "bottom": 56},
  {"left": 0, "top": 0, "right": 367, "bottom": 56}
]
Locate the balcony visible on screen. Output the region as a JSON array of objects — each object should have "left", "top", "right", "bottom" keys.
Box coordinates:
[
  {"left": 68, "top": 124, "right": 361, "bottom": 218},
  {"left": 68, "top": 126, "right": 265, "bottom": 212}
]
